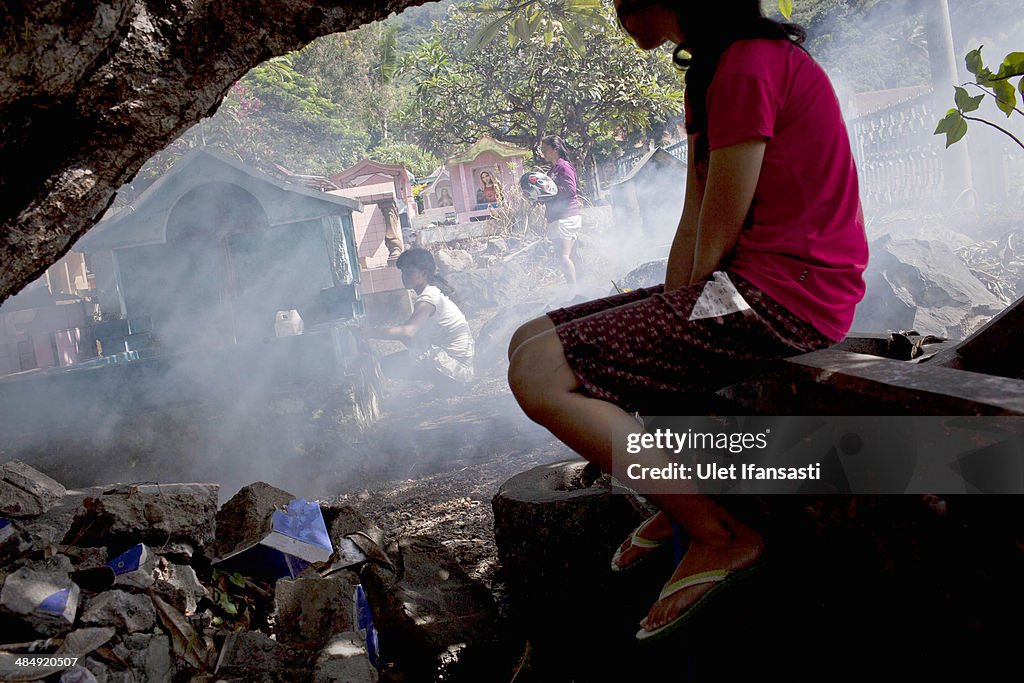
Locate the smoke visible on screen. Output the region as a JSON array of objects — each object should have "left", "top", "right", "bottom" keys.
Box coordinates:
[
  {"left": 0, "top": 154, "right": 563, "bottom": 503},
  {"left": 3, "top": 0, "right": 1024, "bottom": 502}
]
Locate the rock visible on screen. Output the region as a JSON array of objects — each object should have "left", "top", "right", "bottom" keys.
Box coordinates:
[
  {"left": 446, "top": 261, "right": 529, "bottom": 312},
  {"left": 151, "top": 561, "right": 207, "bottom": 616},
  {"left": 321, "top": 504, "right": 385, "bottom": 551},
  {"left": 214, "top": 630, "right": 314, "bottom": 681},
  {"left": 110, "top": 634, "right": 174, "bottom": 683},
  {"left": 81, "top": 590, "right": 155, "bottom": 633},
  {"left": 434, "top": 248, "right": 474, "bottom": 272},
  {"left": 274, "top": 575, "right": 355, "bottom": 650},
  {"left": 315, "top": 632, "right": 378, "bottom": 683},
  {"left": 852, "top": 236, "right": 1005, "bottom": 338},
  {"left": 61, "top": 546, "right": 108, "bottom": 570},
  {"left": 62, "top": 483, "right": 218, "bottom": 554},
  {"left": 158, "top": 542, "right": 195, "bottom": 565},
  {"left": 492, "top": 460, "right": 646, "bottom": 645},
  {"left": 58, "top": 626, "right": 117, "bottom": 657},
  {"left": 360, "top": 535, "right": 497, "bottom": 679},
  {"left": 82, "top": 657, "right": 109, "bottom": 683},
  {"left": 0, "top": 460, "right": 66, "bottom": 518},
  {"left": 0, "top": 564, "right": 80, "bottom": 635},
  {"left": 618, "top": 258, "right": 667, "bottom": 291},
  {"left": 19, "top": 486, "right": 107, "bottom": 546},
  {"left": 0, "top": 519, "right": 32, "bottom": 566},
  {"left": 485, "top": 238, "right": 508, "bottom": 255},
  {"left": 214, "top": 482, "right": 295, "bottom": 559}
]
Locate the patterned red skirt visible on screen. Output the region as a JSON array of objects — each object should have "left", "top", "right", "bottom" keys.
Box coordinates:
[{"left": 546, "top": 272, "right": 832, "bottom": 415}]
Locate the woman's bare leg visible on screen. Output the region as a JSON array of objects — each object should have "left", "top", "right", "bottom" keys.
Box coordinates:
[
  {"left": 554, "top": 237, "right": 577, "bottom": 286},
  {"left": 507, "top": 315, "right": 555, "bottom": 361},
  {"left": 508, "top": 329, "right": 763, "bottom": 633}
]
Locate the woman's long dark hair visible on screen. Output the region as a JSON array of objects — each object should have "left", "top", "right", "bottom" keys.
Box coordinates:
[
  {"left": 540, "top": 135, "right": 576, "bottom": 166},
  {"left": 395, "top": 248, "right": 461, "bottom": 306},
  {"left": 680, "top": 5, "right": 804, "bottom": 141},
  {"left": 617, "top": 2, "right": 805, "bottom": 166}
]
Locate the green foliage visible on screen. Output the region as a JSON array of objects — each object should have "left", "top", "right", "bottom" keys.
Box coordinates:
[
  {"left": 245, "top": 60, "right": 339, "bottom": 118},
  {"left": 368, "top": 139, "right": 441, "bottom": 178},
  {"left": 936, "top": 46, "right": 1024, "bottom": 152},
  {"left": 401, "top": 0, "right": 685, "bottom": 173},
  {"left": 467, "top": 0, "right": 607, "bottom": 54},
  {"left": 209, "top": 569, "right": 252, "bottom": 630}
]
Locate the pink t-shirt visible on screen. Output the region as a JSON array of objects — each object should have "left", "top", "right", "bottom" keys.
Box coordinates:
[{"left": 691, "top": 39, "right": 868, "bottom": 341}]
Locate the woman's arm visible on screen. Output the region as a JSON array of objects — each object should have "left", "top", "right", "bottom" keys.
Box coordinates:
[
  {"left": 361, "top": 301, "right": 435, "bottom": 343},
  {"left": 688, "top": 138, "right": 766, "bottom": 284},
  {"left": 665, "top": 135, "right": 703, "bottom": 291}
]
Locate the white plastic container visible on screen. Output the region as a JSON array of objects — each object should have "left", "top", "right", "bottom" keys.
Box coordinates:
[{"left": 274, "top": 310, "right": 304, "bottom": 337}]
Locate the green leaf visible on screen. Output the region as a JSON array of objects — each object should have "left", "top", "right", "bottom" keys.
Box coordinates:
[
  {"left": 514, "top": 15, "right": 531, "bottom": 43},
  {"left": 934, "top": 110, "right": 957, "bottom": 135},
  {"left": 965, "top": 47, "right": 985, "bottom": 77},
  {"left": 468, "top": 12, "right": 515, "bottom": 52},
  {"left": 229, "top": 572, "right": 246, "bottom": 588},
  {"left": 940, "top": 112, "right": 968, "bottom": 148},
  {"left": 953, "top": 86, "right": 984, "bottom": 113},
  {"left": 561, "top": 19, "right": 587, "bottom": 54},
  {"left": 935, "top": 109, "right": 968, "bottom": 148},
  {"left": 995, "top": 52, "right": 1024, "bottom": 80},
  {"left": 992, "top": 79, "right": 1017, "bottom": 117},
  {"left": 778, "top": 0, "right": 794, "bottom": 20}
]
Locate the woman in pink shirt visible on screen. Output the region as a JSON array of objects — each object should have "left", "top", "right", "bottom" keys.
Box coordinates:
[{"left": 507, "top": 0, "right": 868, "bottom": 641}]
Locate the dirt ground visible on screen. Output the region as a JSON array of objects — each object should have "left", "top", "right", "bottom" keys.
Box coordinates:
[{"left": 328, "top": 357, "right": 577, "bottom": 590}]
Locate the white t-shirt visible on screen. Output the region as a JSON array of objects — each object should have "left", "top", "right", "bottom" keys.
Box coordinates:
[{"left": 414, "top": 285, "right": 473, "bottom": 360}]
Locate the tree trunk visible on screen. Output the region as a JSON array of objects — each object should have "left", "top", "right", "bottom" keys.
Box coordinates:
[{"left": 0, "top": 0, "right": 428, "bottom": 305}]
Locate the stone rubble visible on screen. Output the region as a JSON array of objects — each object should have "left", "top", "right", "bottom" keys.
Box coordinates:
[
  {"left": 62, "top": 483, "right": 219, "bottom": 551},
  {"left": 0, "top": 459, "right": 67, "bottom": 518},
  {"left": 0, "top": 463, "right": 499, "bottom": 682}
]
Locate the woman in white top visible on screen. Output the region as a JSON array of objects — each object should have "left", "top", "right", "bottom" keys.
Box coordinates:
[{"left": 359, "top": 249, "right": 474, "bottom": 390}]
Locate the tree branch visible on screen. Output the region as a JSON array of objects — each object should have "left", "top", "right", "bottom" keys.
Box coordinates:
[
  {"left": 962, "top": 114, "right": 1024, "bottom": 152},
  {"left": 965, "top": 82, "right": 1024, "bottom": 118}
]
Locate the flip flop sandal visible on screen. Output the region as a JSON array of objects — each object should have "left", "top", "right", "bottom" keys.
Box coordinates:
[
  {"left": 635, "top": 565, "right": 761, "bottom": 642},
  {"left": 610, "top": 513, "right": 673, "bottom": 572}
]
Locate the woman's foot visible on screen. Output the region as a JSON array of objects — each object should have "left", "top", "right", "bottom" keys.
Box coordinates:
[
  {"left": 638, "top": 531, "right": 764, "bottom": 635},
  {"left": 611, "top": 511, "right": 674, "bottom": 571}
]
